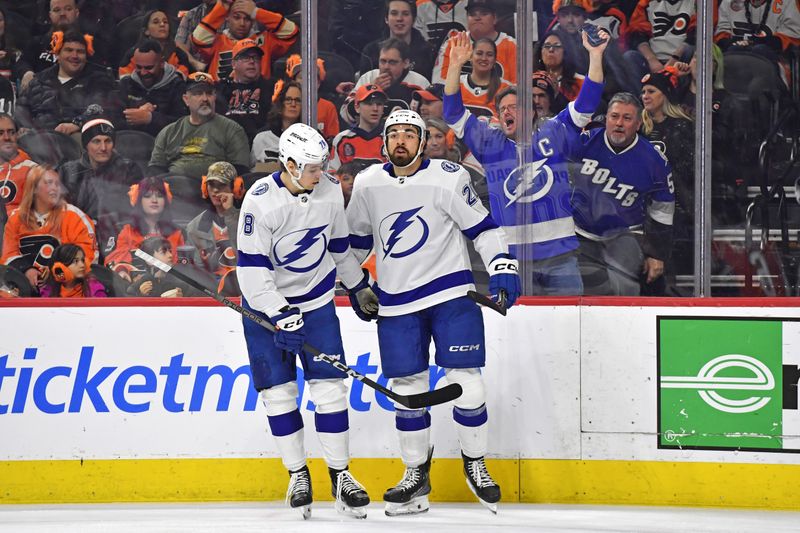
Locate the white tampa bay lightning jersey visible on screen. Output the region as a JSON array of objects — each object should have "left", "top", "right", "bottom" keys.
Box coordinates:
[
  {"left": 236, "top": 172, "right": 365, "bottom": 317},
  {"left": 347, "top": 159, "right": 509, "bottom": 316}
]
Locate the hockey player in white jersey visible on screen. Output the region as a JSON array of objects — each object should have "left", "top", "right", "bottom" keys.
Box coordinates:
[
  {"left": 346, "top": 109, "right": 521, "bottom": 515},
  {"left": 236, "top": 123, "right": 379, "bottom": 519}
]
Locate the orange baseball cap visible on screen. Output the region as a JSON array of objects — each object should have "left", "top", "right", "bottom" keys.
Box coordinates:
[{"left": 232, "top": 39, "right": 264, "bottom": 59}]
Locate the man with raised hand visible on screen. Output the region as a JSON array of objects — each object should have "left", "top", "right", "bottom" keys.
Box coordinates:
[
  {"left": 442, "top": 26, "right": 610, "bottom": 296},
  {"left": 346, "top": 108, "right": 520, "bottom": 515},
  {"left": 236, "top": 123, "right": 378, "bottom": 520}
]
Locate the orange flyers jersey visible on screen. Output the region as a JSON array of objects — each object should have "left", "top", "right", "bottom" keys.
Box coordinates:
[
  {"left": 104, "top": 225, "right": 185, "bottom": 272},
  {"left": 2, "top": 203, "right": 97, "bottom": 267},
  {"left": 0, "top": 150, "right": 36, "bottom": 215},
  {"left": 192, "top": 1, "right": 298, "bottom": 79},
  {"left": 432, "top": 30, "right": 517, "bottom": 85},
  {"left": 317, "top": 97, "right": 340, "bottom": 141},
  {"left": 458, "top": 74, "right": 512, "bottom": 119},
  {"left": 329, "top": 128, "right": 387, "bottom": 171}
]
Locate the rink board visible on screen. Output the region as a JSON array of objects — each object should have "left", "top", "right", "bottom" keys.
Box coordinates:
[{"left": 1, "top": 297, "right": 800, "bottom": 509}]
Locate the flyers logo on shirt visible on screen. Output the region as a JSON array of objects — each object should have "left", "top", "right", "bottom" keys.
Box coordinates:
[
  {"left": 0, "top": 180, "right": 17, "bottom": 203},
  {"left": 379, "top": 206, "right": 429, "bottom": 259},
  {"left": 273, "top": 225, "right": 329, "bottom": 273}
]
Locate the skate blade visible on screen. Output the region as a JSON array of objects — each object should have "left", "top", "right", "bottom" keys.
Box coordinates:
[
  {"left": 295, "top": 505, "right": 311, "bottom": 520},
  {"left": 384, "top": 495, "right": 430, "bottom": 516},
  {"left": 465, "top": 479, "right": 498, "bottom": 515},
  {"left": 334, "top": 500, "right": 367, "bottom": 519}
]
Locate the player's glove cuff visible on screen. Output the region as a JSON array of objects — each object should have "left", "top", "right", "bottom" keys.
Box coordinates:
[
  {"left": 488, "top": 253, "right": 519, "bottom": 275},
  {"left": 270, "top": 306, "right": 304, "bottom": 331}
]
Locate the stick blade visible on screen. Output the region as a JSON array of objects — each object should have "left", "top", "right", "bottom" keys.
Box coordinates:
[
  {"left": 467, "top": 290, "right": 507, "bottom": 316},
  {"left": 395, "top": 383, "right": 463, "bottom": 409}
]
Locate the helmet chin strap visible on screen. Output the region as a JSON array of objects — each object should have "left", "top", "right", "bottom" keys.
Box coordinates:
[{"left": 288, "top": 163, "right": 308, "bottom": 191}]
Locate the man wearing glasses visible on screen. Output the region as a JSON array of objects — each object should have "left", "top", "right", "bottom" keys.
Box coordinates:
[{"left": 443, "top": 28, "right": 609, "bottom": 295}]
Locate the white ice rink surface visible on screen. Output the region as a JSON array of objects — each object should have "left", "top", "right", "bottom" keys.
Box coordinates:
[{"left": 1, "top": 503, "right": 798, "bottom": 533}]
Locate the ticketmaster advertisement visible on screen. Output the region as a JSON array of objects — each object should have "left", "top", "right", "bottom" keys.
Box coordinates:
[{"left": 658, "top": 317, "right": 800, "bottom": 453}]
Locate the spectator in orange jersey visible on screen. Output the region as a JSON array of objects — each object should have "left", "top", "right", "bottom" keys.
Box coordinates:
[
  {"left": 329, "top": 84, "right": 388, "bottom": 171},
  {"left": 118, "top": 10, "right": 192, "bottom": 79},
  {"left": 432, "top": 0, "right": 517, "bottom": 85},
  {"left": 2, "top": 165, "right": 97, "bottom": 291},
  {"left": 39, "top": 243, "right": 107, "bottom": 298},
  {"left": 285, "top": 54, "right": 341, "bottom": 142},
  {"left": 191, "top": 0, "right": 298, "bottom": 81},
  {"left": 0, "top": 114, "right": 37, "bottom": 217},
  {"left": 104, "top": 176, "right": 184, "bottom": 280},
  {"left": 535, "top": 31, "right": 584, "bottom": 102},
  {"left": 455, "top": 37, "right": 512, "bottom": 119}
]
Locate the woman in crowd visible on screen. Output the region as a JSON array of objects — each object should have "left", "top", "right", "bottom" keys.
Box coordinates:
[
  {"left": 285, "top": 54, "right": 340, "bottom": 141},
  {"left": 1, "top": 165, "right": 97, "bottom": 292},
  {"left": 534, "top": 32, "right": 583, "bottom": 102},
  {"left": 456, "top": 38, "right": 511, "bottom": 118},
  {"left": 118, "top": 10, "right": 192, "bottom": 78},
  {"left": 641, "top": 67, "right": 695, "bottom": 282},
  {"left": 39, "top": 243, "right": 106, "bottom": 298},
  {"left": 251, "top": 80, "right": 303, "bottom": 164},
  {"left": 104, "top": 175, "right": 184, "bottom": 279}
]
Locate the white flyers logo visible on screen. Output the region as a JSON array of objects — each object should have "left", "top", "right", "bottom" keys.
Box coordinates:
[
  {"left": 503, "top": 159, "right": 554, "bottom": 207},
  {"left": 660, "top": 354, "right": 775, "bottom": 413}
]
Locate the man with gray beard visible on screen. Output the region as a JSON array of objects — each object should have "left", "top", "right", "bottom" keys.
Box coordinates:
[{"left": 147, "top": 72, "right": 251, "bottom": 180}]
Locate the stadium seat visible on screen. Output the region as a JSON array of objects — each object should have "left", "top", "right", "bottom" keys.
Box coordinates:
[
  {"left": 18, "top": 130, "right": 81, "bottom": 167},
  {"left": 114, "top": 130, "right": 156, "bottom": 171},
  {"left": 114, "top": 13, "right": 146, "bottom": 65},
  {"left": 241, "top": 171, "right": 272, "bottom": 193}
]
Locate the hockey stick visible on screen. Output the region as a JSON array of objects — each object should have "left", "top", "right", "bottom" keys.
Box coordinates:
[
  {"left": 133, "top": 249, "right": 463, "bottom": 409},
  {"left": 466, "top": 290, "right": 507, "bottom": 316}
]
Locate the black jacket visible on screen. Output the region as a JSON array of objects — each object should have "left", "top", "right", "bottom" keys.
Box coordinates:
[
  {"left": 16, "top": 63, "right": 119, "bottom": 130},
  {"left": 118, "top": 63, "right": 187, "bottom": 137},
  {"left": 59, "top": 152, "right": 142, "bottom": 256}
]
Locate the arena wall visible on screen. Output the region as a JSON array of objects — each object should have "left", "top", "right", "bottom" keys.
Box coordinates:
[{"left": 1, "top": 297, "right": 799, "bottom": 509}]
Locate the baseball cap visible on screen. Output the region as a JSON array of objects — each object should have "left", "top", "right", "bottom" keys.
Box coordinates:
[
  {"left": 556, "top": 0, "right": 588, "bottom": 12},
  {"left": 185, "top": 71, "right": 216, "bottom": 92},
  {"left": 205, "top": 161, "right": 237, "bottom": 184},
  {"left": 412, "top": 84, "right": 444, "bottom": 103},
  {"left": 466, "top": 0, "right": 496, "bottom": 13},
  {"left": 355, "top": 84, "right": 387, "bottom": 103},
  {"left": 232, "top": 39, "right": 264, "bottom": 60}
]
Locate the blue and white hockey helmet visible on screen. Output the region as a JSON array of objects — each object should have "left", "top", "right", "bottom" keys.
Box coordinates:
[
  {"left": 383, "top": 108, "right": 427, "bottom": 144},
  {"left": 278, "top": 123, "right": 329, "bottom": 175}
]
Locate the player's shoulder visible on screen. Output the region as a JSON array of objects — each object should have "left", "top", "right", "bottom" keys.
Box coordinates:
[
  {"left": 243, "top": 173, "right": 281, "bottom": 205},
  {"left": 422, "top": 158, "right": 468, "bottom": 184}
]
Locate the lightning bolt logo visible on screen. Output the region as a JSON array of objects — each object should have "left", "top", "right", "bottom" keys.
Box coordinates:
[
  {"left": 380, "top": 207, "right": 429, "bottom": 259},
  {"left": 504, "top": 159, "right": 554, "bottom": 207},
  {"left": 274, "top": 224, "right": 328, "bottom": 273}
]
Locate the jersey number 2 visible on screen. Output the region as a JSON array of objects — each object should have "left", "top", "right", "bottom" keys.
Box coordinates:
[{"left": 462, "top": 184, "right": 478, "bottom": 206}]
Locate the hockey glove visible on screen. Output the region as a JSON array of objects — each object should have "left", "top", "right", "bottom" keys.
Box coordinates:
[
  {"left": 488, "top": 253, "right": 521, "bottom": 308},
  {"left": 270, "top": 306, "right": 306, "bottom": 354},
  {"left": 347, "top": 269, "right": 379, "bottom": 321}
]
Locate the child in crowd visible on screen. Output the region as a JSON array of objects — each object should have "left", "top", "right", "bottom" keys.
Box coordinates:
[
  {"left": 126, "top": 236, "right": 184, "bottom": 297},
  {"left": 40, "top": 244, "right": 107, "bottom": 298}
]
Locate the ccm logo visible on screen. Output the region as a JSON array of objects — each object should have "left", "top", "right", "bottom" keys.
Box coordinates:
[
  {"left": 314, "top": 353, "right": 342, "bottom": 362},
  {"left": 492, "top": 263, "right": 518, "bottom": 273},
  {"left": 448, "top": 344, "right": 481, "bottom": 352}
]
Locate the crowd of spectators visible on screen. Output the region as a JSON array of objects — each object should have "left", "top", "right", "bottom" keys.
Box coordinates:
[{"left": 0, "top": 0, "right": 797, "bottom": 299}]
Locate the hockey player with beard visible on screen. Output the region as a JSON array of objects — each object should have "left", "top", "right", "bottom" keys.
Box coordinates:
[
  {"left": 236, "top": 123, "right": 379, "bottom": 519},
  {"left": 346, "top": 108, "right": 521, "bottom": 515},
  {"left": 442, "top": 27, "right": 610, "bottom": 295}
]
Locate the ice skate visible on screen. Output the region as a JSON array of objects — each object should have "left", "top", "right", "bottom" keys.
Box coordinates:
[
  {"left": 463, "top": 453, "right": 501, "bottom": 514},
  {"left": 330, "top": 467, "right": 370, "bottom": 519},
  {"left": 383, "top": 446, "right": 433, "bottom": 516},
  {"left": 286, "top": 465, "right": 312, "bottom": 519}
]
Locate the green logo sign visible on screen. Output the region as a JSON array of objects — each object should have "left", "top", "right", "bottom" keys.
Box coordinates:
[{"left": 658, "top": 317, "right": 799, "bottom": 452}]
